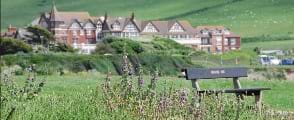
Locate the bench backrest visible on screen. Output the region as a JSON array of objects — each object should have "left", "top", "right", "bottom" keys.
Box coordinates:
[{"left": 184, "top": 67, "right": 248, "bottom": 80}]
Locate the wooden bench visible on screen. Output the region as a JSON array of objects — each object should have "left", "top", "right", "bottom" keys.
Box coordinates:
[{"left": 181, "top": 67, "right": 271, "bottom": 110}]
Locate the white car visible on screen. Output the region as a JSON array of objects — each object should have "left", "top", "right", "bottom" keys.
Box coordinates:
[{"left": 259, "top": 55, "right": 281, "bottom": 65}]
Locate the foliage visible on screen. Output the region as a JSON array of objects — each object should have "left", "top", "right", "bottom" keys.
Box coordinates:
[
  {"left": 1, "top": 53, "right": 197, "bottom": 75},
  {"left": 242, "top": 35, "right": 294, "bottom": 43},
  {"left": 26, "top": 26, "right": 54, "bottom": 47},
  {"left": 0, "top": 65, "right": 46, "bottom": 120},
  {"left": 100, "top": 37, "right": 144, "bottom": 54},
  {"left": 51, "top": 42, "right": 76, "bottom": 53},
  {"left": 94, "top": 42, "right": 115, "bottom": 54},
  {"left": 97, "top": 53, "right": 294, "bottom": 119},
  {"left": 0, "top": 37, "right": 32, "bottom": 55}
]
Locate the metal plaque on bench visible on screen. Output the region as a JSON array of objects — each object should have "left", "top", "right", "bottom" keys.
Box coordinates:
[{"left": 185, "top": 67, "right": 248, "bottom": 80}]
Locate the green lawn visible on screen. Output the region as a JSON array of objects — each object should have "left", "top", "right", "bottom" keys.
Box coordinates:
[
  {"left": 242, "top": 40, "right": 294, "bottom": 50},
  {"left": 1, "top": 0, "right": 294, "bottom": 37},
  {"left": 1, "top": 73, "right": 294, "bottom": 119},
  {"left": 16, "top": 74, "right": 294, "bottom": 110}
]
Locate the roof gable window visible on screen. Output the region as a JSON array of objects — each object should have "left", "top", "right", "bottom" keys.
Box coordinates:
[
  {"left": 70, "top": 22, "right": 81, "bottom": 29},
  {"left": 169, "top": 22, "right": 184, "bottom": 32},
  {"left": 112, "top": 22, "right": 121, "bottom": 31},
  {"left": 123, "top": 22, "right": 138, "bottom": 32},
  {"left": 96, "top": 21, "right": 102, "bottom": 31},
  {"left": 84, "top": 23, "right": 94, "bottom": 29},
  {"left": 201, "top": 29, "right": 209, "bottom": 35},
  {"left": 143, "top": 23, "right": 158, "bottom": 33}
]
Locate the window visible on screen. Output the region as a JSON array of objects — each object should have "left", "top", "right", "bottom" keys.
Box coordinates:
[
  {"left": 72, "top": 30, "right": 78, "bottom": 36},
  {"left": 112, "top": 22, "right": 121, "bottom": 31},
  {"left": 216, "top": 37, "right": 222, "bottom": 45},
  {"left": 124, "top": 23, "right": 137, "bottom": 32},
  {"left": 72, "top": 38, "right": 79, "bottom": 44},
  {"left": 80, "top": 30, "right": 84, "bottom": 35},
  {"left": 97, "top": 22, "right": 102, "bottom": 32},
  {"left": 224, "top": 38, "right": 228, "bottom": 45},
  {"left": 87, "top": 38, "right": 95, "bottom": 44},
  {"left": 201, "top": 38, "right": 210, "bottom": 45},
  {"left": 230, "top": 38, "right": 236, "bottom": 45},
  {"left": 201, "top": 30, "right": 209, "bottom": 35},
  {"left": 87, "top": 30, "right": 92, "bottom": 35},
  {"left": 169, "top": 22, "right": 184, "bottom": 32}
]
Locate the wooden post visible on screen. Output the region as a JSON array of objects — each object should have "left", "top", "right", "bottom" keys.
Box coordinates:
[
  {"left": 255, "top": 91, "right": 262, "bottom": 113},
  {"left": 233, "top": 77, "right": 243, "bottom": 100},
  {"left": 233, "top": 77, "right": 241, "bottom": 89},
  {"left": 191, "top": 79, "right": 201, "bottom": 104},
  {"left": 191, "top": 79, "right": 200, "bottom": 91}
]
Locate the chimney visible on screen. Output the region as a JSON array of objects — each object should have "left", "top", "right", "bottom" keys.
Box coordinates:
[
  {"left": 131, "top": 12, "right": 135, "bottom": 21},
  {"left": 104, "top": 12, "right": 108, "bottom": 22},
  {"left": 8, "top": 24, "right": 17, "bottom": 33}
]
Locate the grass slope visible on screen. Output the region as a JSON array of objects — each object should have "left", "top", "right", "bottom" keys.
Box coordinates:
[
  {"left": 242, "top": 39, "right": 294, "bottom": 50},
  {"left": 1, "top": 0, "right": 294, "bottom": 37},
  {"left": 16, "top": 74, "right": 294, "bottom": 110}
]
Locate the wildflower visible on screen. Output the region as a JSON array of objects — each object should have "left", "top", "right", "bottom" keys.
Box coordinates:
[
  {"left": 179, "top": 89, "right": 189, "bottom": 106},
  {"left": 150, "top": 69, "right": 159, "bottom": 90}
]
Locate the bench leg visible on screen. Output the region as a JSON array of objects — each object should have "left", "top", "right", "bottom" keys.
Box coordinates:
[{"left": 255, "top": 91, "right": 262, "bottom": 113}]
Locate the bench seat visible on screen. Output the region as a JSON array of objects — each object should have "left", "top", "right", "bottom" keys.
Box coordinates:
[{"left": 197, "top": 88, "right": 271, "bottom": 96}]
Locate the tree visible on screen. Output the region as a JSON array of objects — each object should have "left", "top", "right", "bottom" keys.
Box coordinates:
[
  {"left": 26, "top": 26, "right": 54, "bottom": 47},
  {"left": 0, "top": 38, "right": 32, "bottom": 55}
]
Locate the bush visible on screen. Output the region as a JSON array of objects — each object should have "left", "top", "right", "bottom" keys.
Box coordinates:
[
  {"left": 97, "top": 37, "right": 144, "bottom": 54},
  {"left": 1, "top": 53, "right": 199, "bottom": 76},
  {"left": 0, "top": 38, "right": 32, "bottom": 55},
  {"left": 95, "top": 42, "right": 115, "bottom": 54},
  {"left": 51, "top": 42, "right": 75, "bottom": 53},
  {"left": 242, "top": 34, "right": 294, "bottom": 43}
]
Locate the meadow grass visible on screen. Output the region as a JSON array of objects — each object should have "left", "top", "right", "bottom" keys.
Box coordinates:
[
  {"left": 1, "top": 0, "right": 294, "bottom": 37},
  {"left": 1, "top": 72, "right": 294, "bottom": 119},
  {"left": 15, "top": 73, "right": 294, "bottom": 110},
  {"left": 242, "top": 39, "right": 294, "bottom": 50}
]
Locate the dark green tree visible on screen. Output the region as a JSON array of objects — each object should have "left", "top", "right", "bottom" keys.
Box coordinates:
[
  {"left": 26, "top": 26, "right": 54, "bottom": 47},
  {"left": 0, "top": 38, "right": 32, "bottom": 55}
]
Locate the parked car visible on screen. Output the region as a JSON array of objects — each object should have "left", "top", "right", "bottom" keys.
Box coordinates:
[
  {"left": 281, "top": 59, "right": 294, "bottom": 65},
  {"left": 259, "top": 55, "right": 281, "bottom": 65}
]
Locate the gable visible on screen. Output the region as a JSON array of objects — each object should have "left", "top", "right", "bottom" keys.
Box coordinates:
[
  {"left": 84, "top": 22, "right": 94, "bottom": 29},
  {"left": 39, "top": 17, "right": 48, "bottom": 28},
  {"left": 169, "top": 22, "right": 184, "bottom": 32},
  {"left": 123, "top": 21, "right": 139, "bottom": 32},
  {"left": 143, "top": 22, "right": 158, "bottom": 33},
  {"left": 70, "top": 22, "right": 81, "bottom": 29},
  {"left": 112, "top": 21, "right": 121, "bottom": 30}
]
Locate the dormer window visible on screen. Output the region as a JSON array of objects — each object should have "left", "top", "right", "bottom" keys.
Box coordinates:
[
  {"left": 143, "top": 23, "right": 158, "bottom": 33},
  {"left": 169, "top": 22, "right": 184, "bottom": 32},
  {"left": 70, "top": 22, "right": 80, "bottom": 29},
  {"left": 201, "top": 30, "right": 209, "bottom": 35},
  {"left": 112, "top": 22, "right": 121, "bottom": 31},
  {"left": 97, "top": 22, "right": 102, "bottom": 31}
]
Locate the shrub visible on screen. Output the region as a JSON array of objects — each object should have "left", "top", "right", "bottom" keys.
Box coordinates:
[
  {"left": 0, "top": 38, "right": 32, "bottom": 55},
  {"left": 94, "top": 42, "right": 115, "bottom": 54},
  {"left": 51, "top": 42, "right": 75, "bottom": 53},
  {"left": 99, "top": 37, "right": 144, "bottom": 54}
]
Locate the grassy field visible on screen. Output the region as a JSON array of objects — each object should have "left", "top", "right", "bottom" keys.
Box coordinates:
[
  {"left": 1, "top": 0, "right": 294, "bottom": 37},
  {"left": 242, "top": 39, "right": 294, "bottom": 50},
  {"left": 1, "top": 71, "right": 294, "bottom": 119},
  {"left": 13, "top": 74, "right": 294, "bottom": 110}
]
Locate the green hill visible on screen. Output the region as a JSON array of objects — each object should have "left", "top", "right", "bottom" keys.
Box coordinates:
[{"left": 1, "top": 0, "right": 294, "bottom": 37}]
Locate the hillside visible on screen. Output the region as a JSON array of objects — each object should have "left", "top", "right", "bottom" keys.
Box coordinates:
[{"left": 1, "top": 0, "right": 294, "bottom": 37}]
